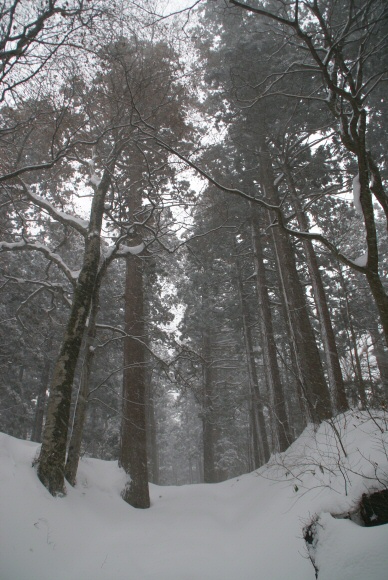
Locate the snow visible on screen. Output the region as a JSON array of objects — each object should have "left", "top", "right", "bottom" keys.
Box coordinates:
[
  {"left": 1, "top": 411, "right": 387, "bottom": 580},
  {"left": 352, "top": 253, "right": 368, "bottom": 267},
  {"left": 353, "top": 174, "right": 363, "bottom": 216},
  {"left": 90, "top": 173, "right": 101, "bottom": 188},
  {"left": 71, "top": 269, "right": 81, "bottom": 280},
  {"left": 118, "top": 242, "right": 145, "bottom": 255},
  {"left": 103, "top": 242, "right": 145, "bottom": 260},
  {"left": 27, "top": 188, "right": 89, "bottom": 233},
  {"left": 314, "top": 513, "right": 388, "bottom": 580}
]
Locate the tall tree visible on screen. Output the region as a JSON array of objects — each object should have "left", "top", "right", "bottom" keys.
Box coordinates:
[{"left": 229, "top": 0, "right": 388, "bottom": 345}]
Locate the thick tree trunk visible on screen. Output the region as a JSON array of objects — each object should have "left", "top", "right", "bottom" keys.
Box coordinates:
[
  {"left": 120, "top": 252, "right": 150, "bottom": 508},
  {"left": 37, "top": 170, "right": 111, "bottom": 496},
  {"left": 365, "top": 269, "right": 388, "bottom": 349},
  {"left": 283, "top": 165, "right": 348, "bottom": 414},
  {"left": 258, "top": 145, "right": 332, "bottom": 422},
  {"left": 250, "top": 210, "right": 291, "bottom": 450},
  {"left": 64, "top": 289, "right": 100, "bottom": 486},
  {"left": 356, "top": 113, "right": 388, "bottom": 348}
]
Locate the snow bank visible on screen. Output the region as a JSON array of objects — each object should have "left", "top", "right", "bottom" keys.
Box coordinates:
[{"left": 0, "top": 411, "right": 387, "bottom": 580}]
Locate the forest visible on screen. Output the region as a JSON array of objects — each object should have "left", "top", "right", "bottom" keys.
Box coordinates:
[{"left": 1, "top": 0, "right": 388, "bottom": 516}]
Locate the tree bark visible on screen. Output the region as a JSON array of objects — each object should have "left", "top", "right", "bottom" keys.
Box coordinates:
[
  {"left": 249, "top": 210, "right": 292, "bottom": 450},
  {"left": 202, "top": 325, "right": 218, "bottom": 483},
  {"left": 283, "top": 164, "right": 348, "bottom": 414},
  {"left": 258, "top": 144, "right": 332, "bottom": 422},
  {"left": 64, "top": 288, "right": 100, "bottom": 486},
  {"left": 337, "top": 265, "right": 368, "bottom": 408},
  {"left": 30, "top": 338, "right": 52, "bottom": 443},
  {"left": 368, "top": 322, "right": 388, "bottom": 403},
  {"left": 120, "top": 251, "right": 150, "bottom": 508},
  {"left": 37, "top": 168, "right": 111, "bottom": 496}
]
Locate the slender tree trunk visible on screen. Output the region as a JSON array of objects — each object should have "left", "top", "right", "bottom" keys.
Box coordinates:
[
  {"left": 337, "top": 265, "right": 368, "bottom": 408},
  {"left": 234, "top": 239, "right": 271, "bottom": 462},
  {"left": 37, "top": 169, "right": 111, "bottom": 496},
  {"left": 258, "top": 144, "right": 332, "bottom": 422},
  {"left": 120, "top": 251, "right": 150, "bottom": 508},
  {"left": 283, "top": 164, "right": 348, "bottom": 414},
  {"left": 278, "top": 338, "right": 306, "bottom": 436},
  {"left": 202, "top": 326, "right": 218, "bottom": 483},
  {"left": 349, "top": 321, "right": 368, "bottom": 409},
  {"left": 249, "top": 210, "right": 291, "bottom": 450}
]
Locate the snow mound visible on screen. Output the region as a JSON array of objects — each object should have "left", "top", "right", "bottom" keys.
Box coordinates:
[{"left": 0, "top": 410, "right": 387, "bottom": 580}]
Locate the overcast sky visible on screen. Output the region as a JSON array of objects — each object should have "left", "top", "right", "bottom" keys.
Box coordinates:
[{"left": 161, "top": 0, "right": 203, "bottom": 16}]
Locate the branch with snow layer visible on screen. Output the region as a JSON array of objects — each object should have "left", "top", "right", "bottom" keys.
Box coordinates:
[
  {"left": 0, "top": 240, "right": 77, "bottom": 285},
  {"left": 21, "top": 182, "right": 88, "bottom": 237}
]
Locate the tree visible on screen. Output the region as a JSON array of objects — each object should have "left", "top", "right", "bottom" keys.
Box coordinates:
[
  {"left": 0, "top": 0, "right": 101, "bottom": 102},
  {"left": 234, "top": 234, "right": 271, "bottom": 462},
  {"left": 229, "top": 0, "right": 388, "bottom": 345},
  {"left": 32, "top": 33, "right": 187, "bottom": 496}
]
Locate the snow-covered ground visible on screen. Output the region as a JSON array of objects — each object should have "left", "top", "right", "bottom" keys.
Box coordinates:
[{"left": 1, "top": 411, "right": 387, "bottom": 580}]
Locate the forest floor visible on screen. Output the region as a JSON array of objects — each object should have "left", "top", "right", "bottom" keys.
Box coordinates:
[{"left": 1, "top": 410, "right": 388, "bottom": 580}]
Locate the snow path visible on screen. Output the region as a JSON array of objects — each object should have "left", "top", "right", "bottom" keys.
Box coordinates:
[{"left": 1, "top": 412, "right": 387, "bottom": 580}]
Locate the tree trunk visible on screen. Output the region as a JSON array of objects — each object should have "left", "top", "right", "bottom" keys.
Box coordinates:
[
  {"left": 337, "top": 265, "right": 368, "bottom": 408},
  {"left": 368, "top": 322, "right": 388, "bottom": 403},
  {"left": 283, "top": 164, "right": 348, "bottom": 414},
  {"left": 31, "top": 338, "right": 52, "bottom": 443},
  {"left": 202, "top": 326, "right": 218, "bottom": 483},
  {"left": 120, "top": 251, "right": 150, "bottom": 508},
  {"left": 355, "top": 113, "right": 388, "bottom": 347},
  {"left": 64, "top": 288, "right": 100, "bottom": 486},
  {"left": 258, "top": 144, "right": 332, "bottom": 422},
  {"left": 37, "top": 169, "right": 111, "bottom": 496},
  {"left": 250, "top": 210, "right": 291, "bottom": 450},
  {"left": 234, "top": 239, "right": 271, "bottom": 463}
]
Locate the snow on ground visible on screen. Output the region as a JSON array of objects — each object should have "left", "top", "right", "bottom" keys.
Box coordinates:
[{"left": 1, "top": 411, "right": 387, "bottom": 580}]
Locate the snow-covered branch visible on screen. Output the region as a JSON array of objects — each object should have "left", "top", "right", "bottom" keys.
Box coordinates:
[
  {"left": 0, "top": 240, "right": 77, "bottom": 285},
  {"left": 21, "top": 182, "right": 88, "bottom": 237}
]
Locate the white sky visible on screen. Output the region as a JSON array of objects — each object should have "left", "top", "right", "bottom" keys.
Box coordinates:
[{"left": 160, "top": 0, "right": 202, "bottom": 16}]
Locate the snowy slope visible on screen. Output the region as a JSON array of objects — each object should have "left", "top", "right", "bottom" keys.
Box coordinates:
[{"left": 1, "top": 411, "right": 387, "bottom": 580}]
